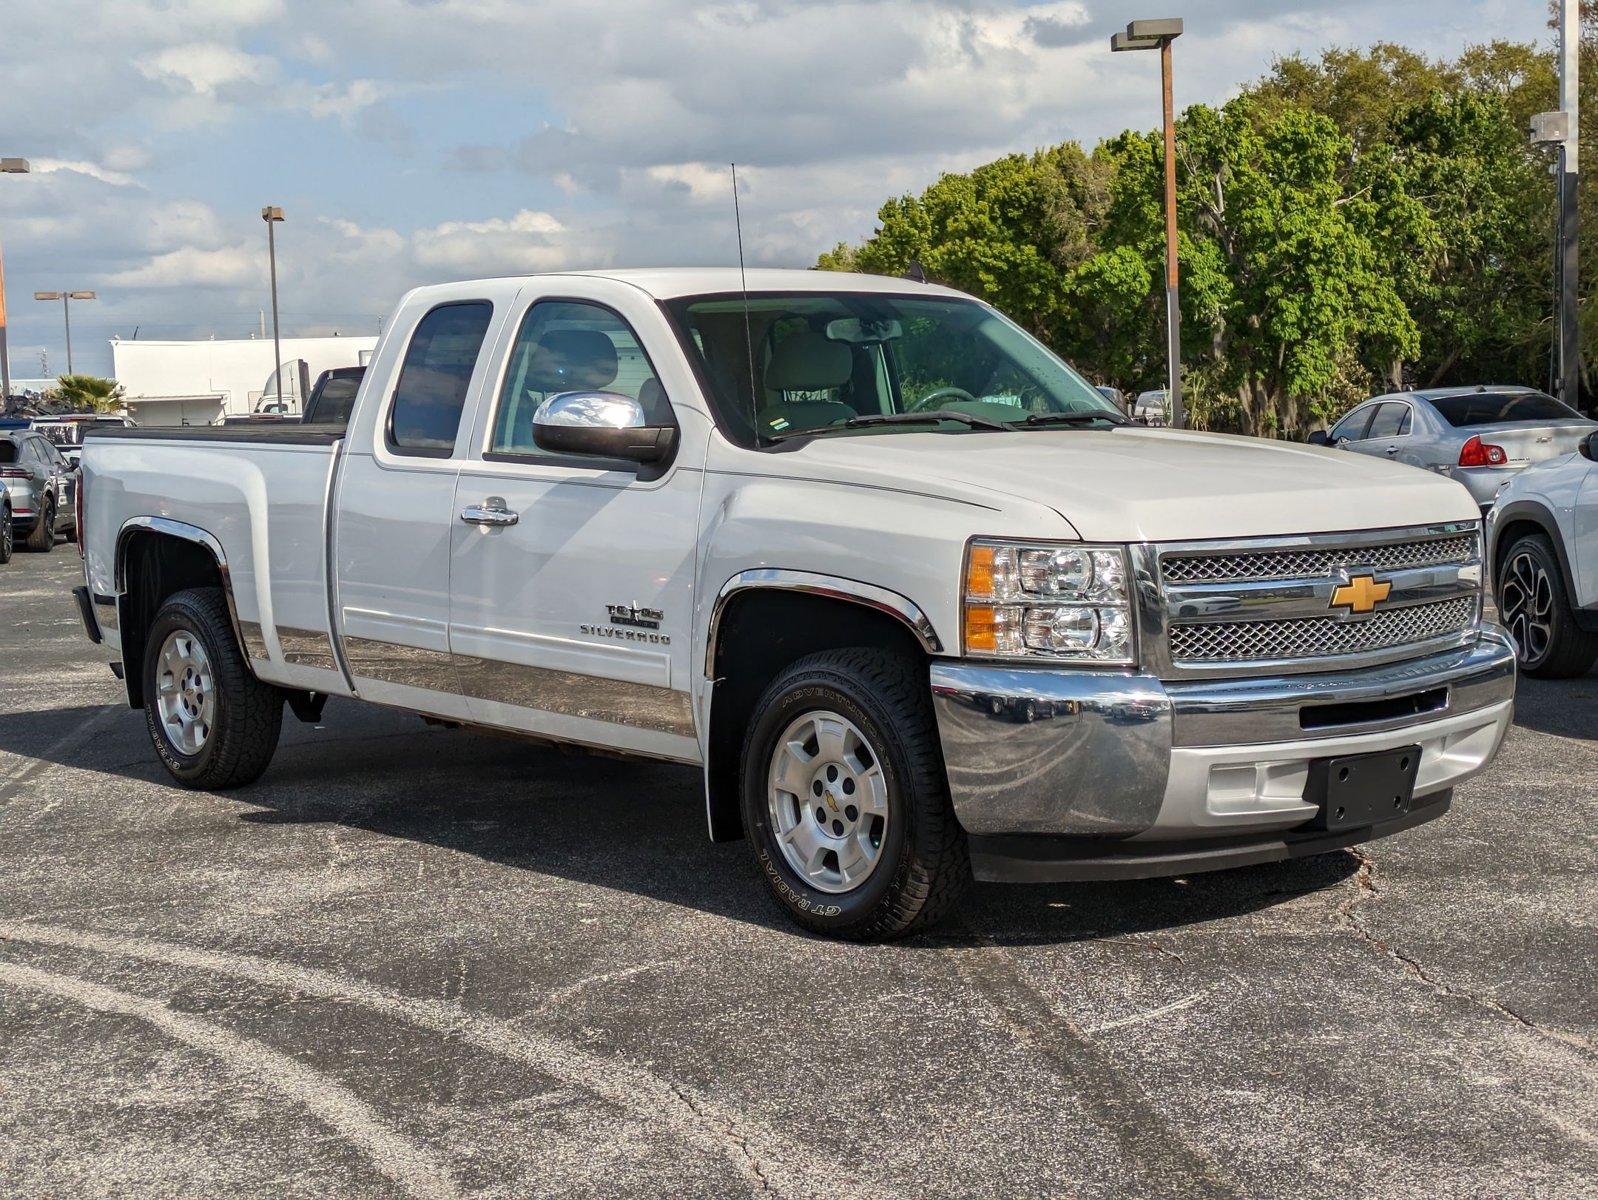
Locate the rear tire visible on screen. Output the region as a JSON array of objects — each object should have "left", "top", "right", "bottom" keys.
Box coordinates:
[
  {"left": 142, "top": 587, "right": 283, "bottom": 788},
  {"left": 0, "top": 505, "right": 12, "bottom": 564},
  {"left": 24, "top": 496, "right": 54, "bottom": 552},
  {"left": 740, "top": 648, "right": 969, "bottom": 941},
  {"left": 1498, "top": 533, "right": 1598, "bottom": 678}
]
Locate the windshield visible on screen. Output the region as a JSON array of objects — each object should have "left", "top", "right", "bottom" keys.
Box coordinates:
[
  {"left": 1430, "top": 391, "right": 1580, "bottom": 427},
  {"left": 663, "top": 292, "right": 1122, "bottom": 445}
]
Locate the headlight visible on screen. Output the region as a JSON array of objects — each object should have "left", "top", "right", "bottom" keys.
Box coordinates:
[{"left": 962, "top": 539, "right": 1136, "bottom": 664}]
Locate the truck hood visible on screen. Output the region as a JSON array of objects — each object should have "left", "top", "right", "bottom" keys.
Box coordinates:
[{"left": 782, "top": 426, "right": 1481, "bottom": 542}]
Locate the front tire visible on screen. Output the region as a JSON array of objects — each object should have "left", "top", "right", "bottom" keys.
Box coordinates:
[
  {"left": 1499, "top": 533, "right": 1598, "bottom": 678},
  {"left": 143, "top": 587, "right": 283, "bottom": 788},
  {"left": 740, "top": 648, "right": 969, "bottom": 940},
  {"left": 24, "top": 496, "right": 54, "bottom": 552}
]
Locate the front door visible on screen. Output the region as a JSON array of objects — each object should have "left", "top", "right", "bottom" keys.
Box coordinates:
[{"left": 447, "top": 287, "right": 702, "bottom": 762}]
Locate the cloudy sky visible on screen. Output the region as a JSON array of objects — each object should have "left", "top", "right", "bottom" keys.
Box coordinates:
[{"left": 0, "top": 0, "right": 1548, "bottom": 377}]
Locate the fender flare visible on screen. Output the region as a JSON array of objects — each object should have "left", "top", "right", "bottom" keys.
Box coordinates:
[
  {"left": 703, "top": 567, "right": 944, "bottom": 679},
  {"left": 115, "top": 516, "right": 256, "bottom": 681}
]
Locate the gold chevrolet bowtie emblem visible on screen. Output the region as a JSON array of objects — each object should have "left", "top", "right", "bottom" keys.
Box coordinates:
[{"left": 1331, "top": 574, "right": 1392, "bottom": 615}]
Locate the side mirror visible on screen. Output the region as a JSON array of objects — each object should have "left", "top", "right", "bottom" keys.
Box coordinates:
[
  {"left": 1582, "top": 431, "right": 1598, "bottom": 462},
  {"left": 532, "top": 391, "right": 676, "bottom": 464},
  {"left": 1307, "top": 430, "right": 1331, "bottom": 447}
]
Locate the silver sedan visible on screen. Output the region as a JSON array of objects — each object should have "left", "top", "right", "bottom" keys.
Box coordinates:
[{"left": 1310, "top": 386, "right": 1597, "bottom": 510}]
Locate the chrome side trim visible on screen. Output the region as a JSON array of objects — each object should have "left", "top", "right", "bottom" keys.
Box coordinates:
[
  {"left": 115, "top": 516, "right": 252, "bottom": 665},
  {"left": 1166, "top": 630, "right": 1516, "bottom": 747},
  {"left": 929, "top": 662, "right": 1172, "bottom": 836},
  {"left": 455, "top": 655, "right": 697, "bottom": 738},
  {"left": 278, "top": 625, "right": 338, "bottom": 672},
  {"left": 238, "top": 620, "right": 270, "bottom": 663},
  {"left": 705, "top": 568, "right": 943, "bottom": 677},
  {"left": 343, "top": 635, "right": 457, "bottom": 691}
]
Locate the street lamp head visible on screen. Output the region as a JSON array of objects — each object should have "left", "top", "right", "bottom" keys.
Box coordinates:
[
  {"left": 261, "top": 206, "right": 284, "bottom": 222},
  {"left": 0, "top": 158, "right": 31, "bottom": 174},
  {"left": 67, "top": 291, "right": 97, "bottom": 300},
  {"left": 33, "top": 292, "right": 62, "bottom": 301},
  {"left": 1127, "top": 18, "right": 1183, "bottom": 41},
  {"left": 1111, "top": 30, "right": 1162, "bottom": 51}
]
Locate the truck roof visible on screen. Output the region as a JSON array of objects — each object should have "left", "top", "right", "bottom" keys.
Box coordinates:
[{"left": 410, "top": 268, "right": 970, "bottom": 302}]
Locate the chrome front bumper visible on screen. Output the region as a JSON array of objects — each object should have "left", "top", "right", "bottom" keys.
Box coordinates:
[{"left": 929, "top": 629, "right": 1516, "bottom": 845}]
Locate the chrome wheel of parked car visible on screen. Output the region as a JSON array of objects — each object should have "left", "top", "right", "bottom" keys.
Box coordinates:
[
  {"left": 766, "top": 708, "right": 890, "bottom": 895},
  {"left": 154, "top": 629, "right": 216, "bottom": 754},
  {"left": 1500, "top": 548, "right": 1554, "bottom": 666}
]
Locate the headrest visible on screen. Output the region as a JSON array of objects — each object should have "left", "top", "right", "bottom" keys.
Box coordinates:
[
  {"left": 526, "top": 329, "right": 619, "bottom": 392},
  {"left": 764, "top": 331, "right": 851, "bottom": 392}
]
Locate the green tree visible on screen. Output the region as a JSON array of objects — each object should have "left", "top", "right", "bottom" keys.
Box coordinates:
[{"left": 53, "top": 374, "right": 125, "bottom": 413}]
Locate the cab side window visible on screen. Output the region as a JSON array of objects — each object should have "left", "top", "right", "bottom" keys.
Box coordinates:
[
  {"left": 489, "top": 300, "right": 670, "bottom": 457},
  {"left": 1331, "top": 406, "right": 1375, "bottom": 442},
  {"left": 1366, "top": 403, "right": 1408, "bottom": 440},
  {"left": 387, "top": 301, "right": 493, "bottom": 457}
]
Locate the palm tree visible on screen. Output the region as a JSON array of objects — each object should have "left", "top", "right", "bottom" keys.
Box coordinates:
[{"left": 53, "top": 374, "right": 125, "bottom": 414}]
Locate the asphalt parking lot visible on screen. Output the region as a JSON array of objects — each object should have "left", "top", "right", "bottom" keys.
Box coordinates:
[{"left": 0, "top": 548, "right": 1594, "bottom": 1199}]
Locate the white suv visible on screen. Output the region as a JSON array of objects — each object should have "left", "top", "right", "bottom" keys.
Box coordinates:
[{"left": 1488, "top": 430, "right": 1598, "bottom": 676}]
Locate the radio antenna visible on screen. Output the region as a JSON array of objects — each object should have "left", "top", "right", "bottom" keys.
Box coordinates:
[{"left": 731, "top": 163, "right": 762, "bottom": 443}]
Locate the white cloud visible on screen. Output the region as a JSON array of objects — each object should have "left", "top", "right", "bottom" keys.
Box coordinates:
[
  {"left": 412, "top": 209, "right": 578, "bottom": 273},
  {"left": 140, "top": 43, "right": 277, "bottom": 97},
  {"left": 30, "top": 159, "right": 142, "bottom": 189},
  {"left": 108, "top": 245, "right": 259, "bottom": 288}
]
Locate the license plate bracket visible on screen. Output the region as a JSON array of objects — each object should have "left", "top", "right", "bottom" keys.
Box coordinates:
[{"left": 1305, "top": 745, "right": 1421, "bottom": 832}]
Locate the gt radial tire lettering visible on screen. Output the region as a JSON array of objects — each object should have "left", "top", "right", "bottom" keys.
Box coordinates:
[{"left": 755, "top": 846, "right": 842, "bottom": 916}]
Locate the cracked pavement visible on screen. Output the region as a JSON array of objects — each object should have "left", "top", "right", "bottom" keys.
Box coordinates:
[{"left": 1, "top": 550, "right": 1595, "bottom": 1198}]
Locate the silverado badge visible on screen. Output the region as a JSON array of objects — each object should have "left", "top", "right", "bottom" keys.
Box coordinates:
[{"left": 1330, "top": 575, "right": 1392, "bottom": 615}]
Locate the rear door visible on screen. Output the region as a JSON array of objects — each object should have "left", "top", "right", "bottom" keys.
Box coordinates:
[
  {"left": 332, "top": 289, "right": 510, "bottom": 714},
  {"left": 1360, "top": 401, "right": 1415, "bottom": 465},
  {"left": 446, "top": 281, "right": 703, "bottom": 762}
]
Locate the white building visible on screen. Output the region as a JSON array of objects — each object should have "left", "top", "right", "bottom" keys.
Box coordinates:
[{"left": 111, "top": 335, "right": 377, "bottom": 426}]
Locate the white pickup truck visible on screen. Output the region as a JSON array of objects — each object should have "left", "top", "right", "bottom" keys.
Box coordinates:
[{"left": 74, "top": 269, "right": 1516, "bottom": 940}]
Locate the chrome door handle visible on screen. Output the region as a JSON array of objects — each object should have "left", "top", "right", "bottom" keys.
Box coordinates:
[
  {"left": 460, "top": 497, "right": 518, "bottom": 527},
  {"left": 1385, "top": 446, "right": 1399, "bottom": 455}
]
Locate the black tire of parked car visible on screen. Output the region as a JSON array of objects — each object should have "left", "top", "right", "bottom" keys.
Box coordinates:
[
  {"left": 0, "top": 503, "right": 12, "bottom": 564},
  {"left": 740, "top": 648, "right": 970, "bottom": 941},
  {"left": 1499, "top": 532, "right": 1598, "bottom": 679},
  {"left": 142, "top": 587, "right": 284, "bottom": 789},
  {"left": 24, "top": 496, "right": 54, "bottom": 552}
]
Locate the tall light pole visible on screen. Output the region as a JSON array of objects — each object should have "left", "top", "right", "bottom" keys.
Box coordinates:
[
  {"left": 0, "top": 156, "right": 29, "bottom": 407},
  {"left": 1112, "top": 18, "right": 1185, "bottom": 429},
  {"left": 262, "top": 206, "right": 285, "bottom": 409},
  {"left": 33, "top": 290, "right": 96, "bottom": 375}
]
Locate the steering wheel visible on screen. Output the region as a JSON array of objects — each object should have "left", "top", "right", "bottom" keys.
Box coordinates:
[{"left": 907, "top": 386, "right": 979, "bottom": 412}]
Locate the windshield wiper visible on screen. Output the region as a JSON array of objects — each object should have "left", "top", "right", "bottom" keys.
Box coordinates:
[
  {"left": 1015, "top": 411, "right": 1130, "bottom": 428},
  {"left": 766, "top": 409, "right": 1012, "bottom": 441}
]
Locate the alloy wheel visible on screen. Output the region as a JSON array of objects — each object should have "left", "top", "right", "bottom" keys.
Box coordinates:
[
  {"left": 155, "top": 629, "right": 216, "bottom": 755},
  {"left": 1501, "top": 550, "right": 1555, "bottom": 666},
  {"left": 766, "top": 709, "right": 889, "bottom": 894}
]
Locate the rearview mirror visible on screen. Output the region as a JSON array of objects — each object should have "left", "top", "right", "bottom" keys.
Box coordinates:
[
  {"left": 1307, "top": 429, "right": 1331, "bottom": 447},
  {"left": 1582, "top": 430, "right": 1598, "bottom": 462},
  {"left": 825, "top": 317, "right": 902, "bottom": 344},
  {"left": 532, "top": 391, "right": 677, "bottom": 465}
]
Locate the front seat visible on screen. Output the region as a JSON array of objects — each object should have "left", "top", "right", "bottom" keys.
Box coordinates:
[
  {"left": 758, "top": 331, "right": 856, "bottom": 433},
  {"left": 510, "top": 329, "right": 622, "bottom": 448}
]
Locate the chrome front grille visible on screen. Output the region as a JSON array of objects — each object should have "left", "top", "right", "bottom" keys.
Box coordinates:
[
  {"left": 1168, "top": 597, "right": 1478, "bottom": 664},
  {"left": 1147, "top": 523, "right": 1483, "bottom": 677},
  {"left": 1160, "top": 533, "right": 1476, "bottom": 584}
]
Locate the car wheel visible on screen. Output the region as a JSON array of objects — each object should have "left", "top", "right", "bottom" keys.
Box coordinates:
[
  {"left": 0, "top": 505, "right": 12, "bottom": 564},
  {"left": 142, "top": 587, "right": 284, "bottom": 788},
  {"left": 1498, "top": 533, "right": 1598, "bottom": 678},
  {"left": 24, "top": 496, "right": 54, "bottom": 552},
  {"left": 740, "top": 648, "right": 969, "bottom": 941}
]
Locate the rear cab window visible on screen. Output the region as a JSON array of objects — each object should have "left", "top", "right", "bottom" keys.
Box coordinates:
[
  {"left": 386, "top": 302, "right": 494, "bottom": 457},
  {"left": 1431, "top": 392, "right": 1579, "bottom": 427}
]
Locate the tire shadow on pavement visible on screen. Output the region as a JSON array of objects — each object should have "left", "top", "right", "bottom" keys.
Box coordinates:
[{"left": 0, "top": 698, "right": 1362, "bottom": 948}]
